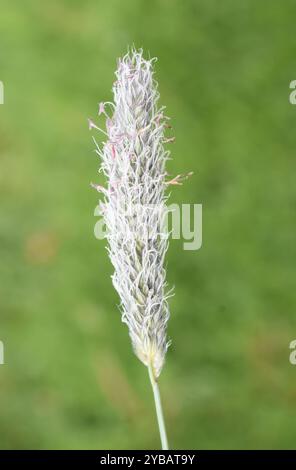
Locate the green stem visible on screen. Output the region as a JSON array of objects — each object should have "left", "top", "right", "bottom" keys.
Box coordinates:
[{"left": 148, "top": 364, "right": 169, "bottom": 450}]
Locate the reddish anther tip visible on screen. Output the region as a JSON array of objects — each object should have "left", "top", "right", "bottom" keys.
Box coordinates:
[{"left": 98, "top": 102, "right": 105, "bottom": 115}]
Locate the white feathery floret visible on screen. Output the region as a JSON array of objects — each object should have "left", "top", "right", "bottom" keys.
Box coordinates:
[{"left": 91, "top": 49, "right": 175, "bottom": 377}]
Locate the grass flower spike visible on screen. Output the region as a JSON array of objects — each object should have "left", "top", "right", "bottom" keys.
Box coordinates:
[{"left": 91, "top": 48, "right": 176, "bottom": 449}]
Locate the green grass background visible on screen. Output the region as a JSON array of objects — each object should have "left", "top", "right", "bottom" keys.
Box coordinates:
[{"left": 0, "top": 0, "right": 296, "bottom": 449}]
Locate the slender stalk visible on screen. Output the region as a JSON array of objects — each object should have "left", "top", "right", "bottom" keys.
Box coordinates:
[{"left": 148, "top": 363, "right": 169, "bottom": 450}]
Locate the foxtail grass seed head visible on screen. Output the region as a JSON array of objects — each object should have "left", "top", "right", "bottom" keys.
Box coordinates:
[{"left": 90, "top": 49, "right": 178, "bottom": 378}]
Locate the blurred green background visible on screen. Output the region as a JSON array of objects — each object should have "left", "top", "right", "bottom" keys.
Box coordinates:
[{"left": 0, "top": 0, "right": 296, "bottom": 450}]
